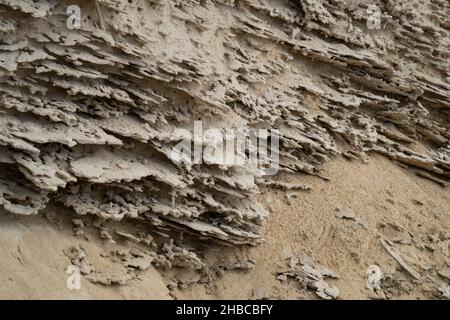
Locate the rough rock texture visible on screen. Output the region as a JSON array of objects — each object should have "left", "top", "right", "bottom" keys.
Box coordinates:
[
  {"left": 0, "top": 0, "right": 449, "bottom": 270},
  {"left": 277, "top": 252, "right": 340, "bottom": 299}
]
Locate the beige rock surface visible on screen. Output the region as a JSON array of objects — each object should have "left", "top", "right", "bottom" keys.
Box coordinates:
[{"left": 0, "top": 0, "right": 449, "bottom": 299}]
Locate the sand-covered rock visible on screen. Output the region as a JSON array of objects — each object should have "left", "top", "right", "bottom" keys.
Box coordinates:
[{"left": 0, "top": 0, "right": 449, "bottom": 289}]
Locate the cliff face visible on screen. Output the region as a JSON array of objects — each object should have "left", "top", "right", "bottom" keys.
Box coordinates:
[{"left": 0, "top": 0, "right": 449, "bottom": 268}]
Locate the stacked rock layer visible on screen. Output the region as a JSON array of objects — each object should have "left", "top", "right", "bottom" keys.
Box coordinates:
[{"left": 0, "top": 0, "right": 449, "bottom": 249}]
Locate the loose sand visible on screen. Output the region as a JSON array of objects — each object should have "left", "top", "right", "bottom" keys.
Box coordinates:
[{"left": 1, "top": 154, "right": 449, "bottom": 300}]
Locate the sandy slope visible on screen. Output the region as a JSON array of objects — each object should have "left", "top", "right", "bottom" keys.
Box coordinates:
[
  {"left": 0, "top": 154, "right": 449, "bottom": 300},
  {"left": 172, "top": 154, "right": 450, "bottom": 299},
  {"left": 0, "top": 212, "right": 171, "bottom": 299}
]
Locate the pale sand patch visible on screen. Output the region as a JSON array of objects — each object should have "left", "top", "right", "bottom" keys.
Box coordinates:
[
  {"left": 0, "top": 155, "right": 448, "bottom": 299},
  {"left": 173, "top": 155, "right": 450, "bottom": 299}
]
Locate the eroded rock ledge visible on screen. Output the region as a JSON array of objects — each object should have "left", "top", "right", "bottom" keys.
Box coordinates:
[{"left": 0, "top": 0, "right": 449, "bottom": 269}]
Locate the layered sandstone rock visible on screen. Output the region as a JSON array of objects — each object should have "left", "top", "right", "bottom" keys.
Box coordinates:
[{"left": 0, "top": 0, "right": 449, "bottom": 267}]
